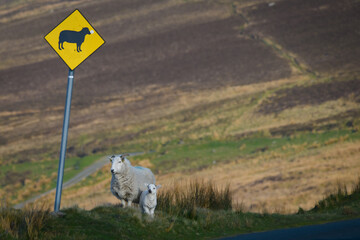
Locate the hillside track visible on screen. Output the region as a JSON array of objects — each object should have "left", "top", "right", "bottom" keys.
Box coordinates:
[{"left": 12, "top": 152, "right": 143, "bottom": 209}]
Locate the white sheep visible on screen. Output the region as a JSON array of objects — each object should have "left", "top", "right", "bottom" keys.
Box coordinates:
[
  {"left": 140, "top": 183, "right": 161, "bottom": 217},
  {"left": 110, "top": 154, "right": 156, "bottom": 207}
]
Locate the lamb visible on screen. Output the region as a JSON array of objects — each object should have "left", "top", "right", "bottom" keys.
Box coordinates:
[
  {"left": 110, "top": 154, "right": 156, "bottom": 207},
  {"left": 140, "top": 183, "right": 161, "bottom": 217},
  {"left": 58, "top": 27, "right": 94, "bottom": 52}
]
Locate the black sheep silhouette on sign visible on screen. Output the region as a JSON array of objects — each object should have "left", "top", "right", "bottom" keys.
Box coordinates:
[{"left": 58, "top": 27, "right": 94, "bottom": 52}]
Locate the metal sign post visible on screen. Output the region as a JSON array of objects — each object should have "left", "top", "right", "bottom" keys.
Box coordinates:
[
  {"left": 54, "top": 69, "right": 74, "bottom": 212},
  {"left": 44, "top": 9, "right": 104, "bottom": 212}
]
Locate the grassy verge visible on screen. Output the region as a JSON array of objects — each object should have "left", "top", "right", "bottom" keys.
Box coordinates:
[
  {"left": 1, "top": 179, "right": 360, "bottom": 240},
  {"left": 310, "top": 179, "right": 360, "bottom": 215}
]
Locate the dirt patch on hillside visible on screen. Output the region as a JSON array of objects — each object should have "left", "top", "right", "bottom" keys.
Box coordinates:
[
  {"left": 258, "top": 79, "right": 360, "bottom": 114},
  {"left": 0, "top": 170, "right": 31, "bottom": 187}
]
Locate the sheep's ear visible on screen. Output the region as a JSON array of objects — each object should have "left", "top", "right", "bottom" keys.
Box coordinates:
[
  {"left": 120, "top": 154, "right": 129, "bottom": 161},
  {"left": 156, "top": 185, "right": 161, "bottom": 189},
  {"left": 109, "top": 155, "right": 115, "bottom": 162}
]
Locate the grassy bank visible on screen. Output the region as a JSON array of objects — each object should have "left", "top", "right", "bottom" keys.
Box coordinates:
[{"left": 1, "top": 180, "right": 360, "bottom": 240}]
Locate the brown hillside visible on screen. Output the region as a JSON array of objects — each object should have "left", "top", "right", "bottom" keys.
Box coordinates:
[
  {"left": 0, "top": 0, "right": 292, "bottom": 158},
  {"left": 0, "top": 0, "right": 359, "bottom": 210}
]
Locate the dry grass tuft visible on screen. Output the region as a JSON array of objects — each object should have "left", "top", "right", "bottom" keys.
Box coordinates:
[
  {"left": 312, "top": 177, "right": 360, "bottom": 212},
  {"left": 0, "top": 202, "right": 50, "bottom": 239},
  {"left": 157, "top": 180, "right": 232, "bottom": 219}
]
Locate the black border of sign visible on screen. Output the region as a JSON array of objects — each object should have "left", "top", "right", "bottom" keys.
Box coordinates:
[{"left": 44, "top": 9, "right": 106, "bottom": 70}]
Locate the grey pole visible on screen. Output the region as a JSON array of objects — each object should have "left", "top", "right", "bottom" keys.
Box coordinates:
[{"left": 54, "top": 69, "right": 74, "bottom": 212}]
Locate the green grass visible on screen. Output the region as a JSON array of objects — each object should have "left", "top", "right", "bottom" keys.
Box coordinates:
[
  {"left": 0, "top": 154, "right": 102, "bottom": 204},
  {"left": 132, "top": 128, "right": 360, "bottom": 173},
  {"left": 311, "top": 179, "right": 360, "bottom": 215},
  {"left": 1, "top": 154, "right": 101, "bottom": 181},
  {"left": 1, "top": 179, "right": 360, "bottom": 240},
  {"left": 59, "top": 154, "right": 104, "bottom": 186}
]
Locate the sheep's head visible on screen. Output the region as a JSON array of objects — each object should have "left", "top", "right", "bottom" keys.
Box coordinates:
[
  {"left": 145, "top": 183, "right": 161, "bottom": 194},
  {"left": 82, "top": 27, "right": 94, "bottom": 35},
  {"left": 109, "top": 155, "right": 126, "bottom": 174}
]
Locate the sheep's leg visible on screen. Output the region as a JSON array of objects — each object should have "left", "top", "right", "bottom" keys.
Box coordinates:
[
  {"left": 150, "top": 208, "right": 155, "bottom": 218},
  {"left": 143, "top": 207, "right": 151, "bottom": 215},
  {"left": 121, "top": 199, "right": 126, "bottom": 208},
  {"left": 58, "top": 42, "right": 61, "bottom": 50},
  {"left": 127, "top": 200, "right": 132, "bottom": 208},
  {"left": 76, "top": 44, "right": 80, "bottom": 52}
]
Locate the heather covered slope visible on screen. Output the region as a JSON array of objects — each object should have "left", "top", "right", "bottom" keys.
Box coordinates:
[
  {"left": 242, "top": 0, "right": 360, "bottom": 75},
  {"left": 0, "top": 0, "right": 291, "bottom": 162}
]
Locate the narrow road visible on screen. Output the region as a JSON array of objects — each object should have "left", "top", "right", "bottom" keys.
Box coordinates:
[
  {"left": 222, "top": 218, "right": 360, "bottom": 240},
  {"left": 13, "top": 152, "right": 143, "bottom": 209}
]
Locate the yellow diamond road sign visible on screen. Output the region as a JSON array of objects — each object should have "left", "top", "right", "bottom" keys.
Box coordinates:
[{"left": 45, "top": 9, "right": 105, "bottom": 70}]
